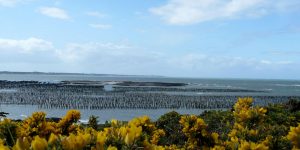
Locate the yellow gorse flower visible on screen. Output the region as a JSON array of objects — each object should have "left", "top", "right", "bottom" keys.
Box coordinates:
[
  {"left": 287, "top": 123, "right": 300, "bottom": 149},
  {"left": 48, "top": 133, "right": 58, "bottom": 145},
  {"left": 128, "top": 116, "right": 151, "bottom": 127},
  {"left": 0, "top": 98, "right": 299, "bottom": 149},
  {"left": 239, "top": 140, "right": 268, "bottom": 150},
  {"left": 0, "top": 139, "right": 9, "bottom": 150},
  {"left": 124, "top": 125, "right": 142, "bottom": 145},
  {"left": 16, "top": 112, "right": 53, "bottom": 138},
  {"left": 225, "top": 98, "right": 270, "bottom": 150},
  {"left": 31, "top": 136, "right": 48, "bottom": 150},
  {"left": 111, "top": 119, "right": 118, "bottom": 127},
  {"left": 96, "top": 131, "right": 107, "bottom": 150},
  {"left": 107, "top": 145, "right": 118, "bottom": 150},
  {"left": 13, "top": 137, "right": 31, "bottom": 150},
  {"left": 151, "top": 129, "right": 165, "bottom": 145},
  {"left": 211, "top": 132, "right": 219, "bottom": 144},
  {"left": 61, "top": 133, "right": 91, "bottom": 150},
  {"left": 57, "top": 110, "right": 81, "bottom": 135}
]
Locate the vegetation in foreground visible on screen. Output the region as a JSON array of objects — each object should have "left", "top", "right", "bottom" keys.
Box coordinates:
[{"left": 0, "top": 98, "right": 300, "bottom": 150}]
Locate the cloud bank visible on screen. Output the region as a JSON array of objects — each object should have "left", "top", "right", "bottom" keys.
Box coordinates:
[
  {"left": 0, "top": 37, "right": 296, "bottom": 78},
  {"left": 0, "top": 37, "right": 53, "bottom": 53}
]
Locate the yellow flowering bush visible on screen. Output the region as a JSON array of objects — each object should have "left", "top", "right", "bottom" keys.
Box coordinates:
[
  {"left": 16, "top": 112, "right": 58, "bottom": 139},
  {"left": 233, "top": 97, "right": 267, "bottom": 127},
  {"left": 287, "top": 123, "right": 300, "bottom": 149},
  {"left": 150, "top": 129, "right": 165, "bottom": 145},
  {"left": 31, "top": 136, "right": 48, "bottom": 150},
  {"left": 0, "top": 97, "right": 298, "bottom": 149},
  {"left": 179, "top": 114, "right": 222, "bottom": 149},
  {"left": 225, "top": 97, "right": 270, "bottom": 150},
  {"left": 57, "top": 110, "right": 81, "bottom": 135}
]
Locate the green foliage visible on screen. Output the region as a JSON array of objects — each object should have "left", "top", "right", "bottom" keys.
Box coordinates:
[
  {"left": 0, "top": 119, "right": 17, "bottom": 147},
  {"left": 98, "top": 120, "right": 112, "bottom": 131},
  {"left": 88, "top": 115, "right": 99, "bottom": 130},
  {"left": 266, "top": 125, "right": 293, "bottom": 150},
  {"left": 255, "top": 104, "right": 297, "bottom": 149},
  {"left": 0, "top": 112, "right": 9, "bottom": 118},
  {"left": 284, "top": 98, "right": 300, "bottom": 112},
  {"left": 265, "top": 104, "right": 297, "bottom": 126},
  {"left": 200, "top": 110, "right": 233, "bottom": 140},
  {"left": 156, "top": 111, "right": 186, "bottom": 146}
]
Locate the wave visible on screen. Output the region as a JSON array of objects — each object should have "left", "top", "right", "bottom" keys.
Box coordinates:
[
  {"left": 20, "top": 114, "right": 28, "bottom": 118},
  {"left": 263, "top": 89, "right": 273, "bottom": 91},
  {"left": 275, "top": 84, "right": 300, "bottom": 87}
]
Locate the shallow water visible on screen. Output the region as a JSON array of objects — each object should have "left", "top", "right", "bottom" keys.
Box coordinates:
[
  {"left": 0, "top": 73, "right": 299, "bottom": 121},
  {"left": 0, "top": 104, "right": 209, "bottom": 123},
  {"left": 0, "top": 73, "right": 299, "bottom": 96}
]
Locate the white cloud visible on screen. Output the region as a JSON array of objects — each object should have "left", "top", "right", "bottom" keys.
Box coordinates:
[
  {"left": 86, "top": 11, "right": 107, "bottom": 18},
  {"left": 150, "top": 0, "right": 300, "bottom": 25},
  {"left": 168, "top": 53, "right": 294, "bottom": 71},
  {"left": 0, "top": 37, "right": 53, "bottom": 53},
  {"left": 0, "top": 37, "right": 296, "bottom": 78},
  {"left": 38, "top": 7, "right": 70, "bottom": 20},
  {"left": 53, "top": 42, "right": 165, "bottom": 75},
  {"left": 261, "top": 60, "right": 272, "bottom": 65},
  {"left": 56, "top": 42, "right": 133, "bottom": 62},
  {"left": 89, "top": 24, "right": 112, "bottom": 30},
  {"left": 0, "top": 0, "right": 19, "bottom": 7}
]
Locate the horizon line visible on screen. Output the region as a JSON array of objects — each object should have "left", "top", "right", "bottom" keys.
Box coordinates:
[{"left": 0, "top": 71, "right": 299, "bottom": 81}]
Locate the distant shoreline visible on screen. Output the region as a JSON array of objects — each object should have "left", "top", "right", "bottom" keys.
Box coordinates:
[
  {"left": 0, "top": 71, "right": 299, "bottom": 81},
  {"left": 0, "top": 71, "right": 165, "bottom": 78}
]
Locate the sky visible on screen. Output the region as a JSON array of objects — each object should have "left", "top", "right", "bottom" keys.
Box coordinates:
[{"left": 0, "top": 0, "right": 300, "bottom": 79}]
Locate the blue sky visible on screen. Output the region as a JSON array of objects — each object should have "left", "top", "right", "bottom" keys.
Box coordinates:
[{"left": 0, "top": 0, "right": 299, "bottom": 79}]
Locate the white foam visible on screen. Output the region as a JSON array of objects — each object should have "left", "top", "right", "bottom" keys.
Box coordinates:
[
  {"left": 275, "top": 84, "right": 300, "bottom": 87},
  {"left": 20, "top": 114, "right": 28, "bottom": 118},
  {"left": 79, "top": 119, "right": 89, "bottom": 123}
]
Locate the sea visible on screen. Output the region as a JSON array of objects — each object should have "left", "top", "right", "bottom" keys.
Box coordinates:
[{"left": 0, "top": 73, "right": 299, "bottom": 123}]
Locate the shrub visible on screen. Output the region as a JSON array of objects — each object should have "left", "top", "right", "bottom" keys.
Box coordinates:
[
  {"left": 285, "top": 98, "right": 300, "bottom": 112},
  {"left": 156, "top": 111, "right": 186, "bottom": 146},
  {"left": 0, "top": 119, "right": 17, "bottom": 147},
  {"left": 200, "top": 110, "right": 233, "bottom": 140},
  {"left": 0, "top": 97, "right": 299, "bottom": 149},
  {"left": 88, "top": 115, "right": 99, "bottom": 130}
]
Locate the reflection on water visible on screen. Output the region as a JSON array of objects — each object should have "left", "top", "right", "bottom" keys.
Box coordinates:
[
  {"left": 0, "top": 104, "right": 209, "bottom": 123},
  {"left": 0, "top": 89, "right": 17, "bottom": 93}
]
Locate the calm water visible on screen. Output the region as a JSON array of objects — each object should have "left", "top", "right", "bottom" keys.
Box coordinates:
[
  {"left": 0, "top": 104, "right": 206, "bottom": 123},
  {"left": 0, "top": 73, "right": 299, "bottom": 121}
]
